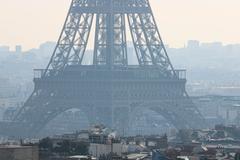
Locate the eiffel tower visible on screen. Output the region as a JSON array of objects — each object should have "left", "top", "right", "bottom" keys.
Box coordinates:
[{"left": 2, "top": 0, "right": 206, "bottom": 137}]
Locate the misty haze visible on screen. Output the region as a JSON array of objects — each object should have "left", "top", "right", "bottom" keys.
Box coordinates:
[{"left": 0, "top": 0, "right": 240, "bottom": 160}]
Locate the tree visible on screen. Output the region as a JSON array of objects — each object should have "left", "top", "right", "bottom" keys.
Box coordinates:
[{"left": 39, "top": 137, "right": 53, "bottom": 151}]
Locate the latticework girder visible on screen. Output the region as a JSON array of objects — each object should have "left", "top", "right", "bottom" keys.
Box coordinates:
[
  {"left": 93, "top": 14, "right": 128, "bottom": 66},
  {"left": 46, "top": 0, "right": 93, "bottom": 74},
  {"left": 71, "top": 0, "right": 150, "bottom": 14}
]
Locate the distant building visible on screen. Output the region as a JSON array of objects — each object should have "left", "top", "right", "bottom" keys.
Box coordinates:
[
  {"left": 201, "top": 42, "right": 223, "bottom": 49},
  {"left": 0, "top": 45, "right": 10, "bottom": 53},
  {"left": 89, "top": 143, "right": 127, "bottom": 158},
  {"left": 0, "top": 145, "right": 39, "bottom": 160},
  {"left": 145, "top": 135, "right": 168, "bottom": 149},
  {"left": 187, "top": 40, "right": 200, "bottom": 49},
  {"left": 15, "top": 45, "right": 22, "bottom": 53},
  {"left": 39, "top": 41, "right": 56, "bottom": 58},
  {"left": 152, "top": 150, "right": 170, "bottom": 160}
]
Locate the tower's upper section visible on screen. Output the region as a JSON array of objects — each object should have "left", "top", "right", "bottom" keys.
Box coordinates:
[{"left": 45, "top": 0, "right": 176, "bottom": 78}]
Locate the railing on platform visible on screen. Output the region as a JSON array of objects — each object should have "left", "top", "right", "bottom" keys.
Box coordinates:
[
  {"left": 34, "top": 69, "right": 46, "bottom": 79},
  {"left": 34, "top": 67, "right": 186, "bottom": 80},
  {"left": 175, "top": 70, "right": 186, "bottom": 80}
]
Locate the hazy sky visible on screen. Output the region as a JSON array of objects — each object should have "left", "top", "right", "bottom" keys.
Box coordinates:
[{"left": 0, "top": 0, "right": 240, "bottom": 50}]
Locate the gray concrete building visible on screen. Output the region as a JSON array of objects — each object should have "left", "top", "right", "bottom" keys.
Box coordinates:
[{"left": 0, "top": 145, "right": 39, "bottom": 160}]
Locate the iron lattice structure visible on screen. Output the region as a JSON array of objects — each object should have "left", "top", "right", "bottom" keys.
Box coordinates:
[{"left": 2, "top": 0, "right": 206, "bottom": 136}]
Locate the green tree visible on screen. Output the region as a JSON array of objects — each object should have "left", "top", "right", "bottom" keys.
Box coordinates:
[{"left": 39, "top": 137, "right": 53, "bottom": 151}]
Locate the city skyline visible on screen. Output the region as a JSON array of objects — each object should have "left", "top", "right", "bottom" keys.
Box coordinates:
[
  {"left": 1, "top": 40, "right": 240, "bottom": 53},
  {"left": 0, "top": 0, "right": 240, "bottom": 51}
]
